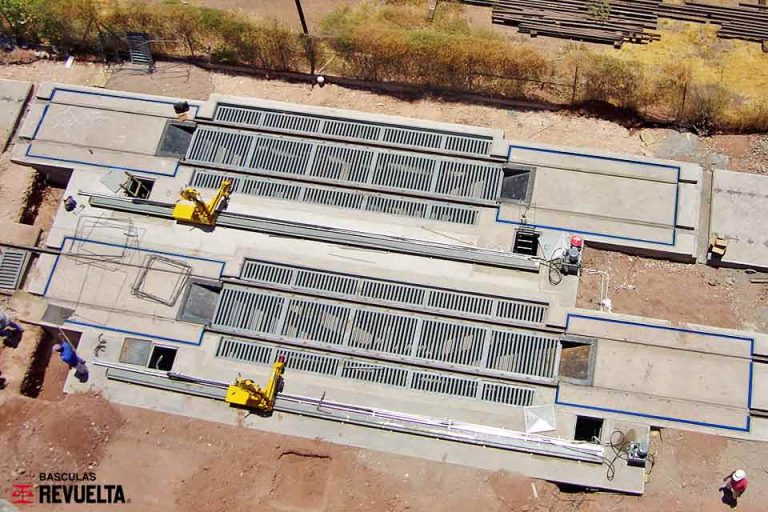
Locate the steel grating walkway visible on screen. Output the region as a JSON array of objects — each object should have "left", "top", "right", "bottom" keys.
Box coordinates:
[
  {"left": 239, "top": 259, "right": 548, "bottom": 326},
  {"left": 191, "top": 169, "right": 479, "bottom": 226},
  {"left": 185, "top": 126, "right": 503, "bottom": 204},
  {"left": 217, "top": 337, "right": 536, "bottom": 406},
  {"left": 0, "top": 248, "right": 30, "bottom": 290},
  {"left": 213, "top": 103, "right": 494, "bottom": 158},
  {"left": 209, "top": 284, "right": 560, "bottom": 384}
]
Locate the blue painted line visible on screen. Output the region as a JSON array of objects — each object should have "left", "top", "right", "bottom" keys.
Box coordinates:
[
  {"left": 494, "top": 210, "right": 675, "bottom": 246},
  {"left": 49, "top": 87, "right": 201, "bottom": 115},
  {"left": 25, "top": 144, "right": 180, "bottom": 177},
  {"left": 31, "top": 104, "right": 50, "bottom": 140},
  {"left": 42, "top": 237, "right": 225, "bottom": 346},
  {"left": 65, "top": 319, "right": 204, "bottom": 346},
  {"left": 507, "top": 144, "right": 679, "bottom": 171},
  {"left": 555, "top": 386, "right": 750, "bottom": 432},
  {"left": 559, "top": 313, "right": 754, "bottom": 432},
  {"left": 502, "top": 143, "right": 682, "bottom": 246}
]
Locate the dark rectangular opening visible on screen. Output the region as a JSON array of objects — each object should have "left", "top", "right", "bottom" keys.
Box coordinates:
[
  {"left": 148, "top": 346, "right": 177, "bottom": 371},
  {"left": 122, "top": 175, "right": 154, "bottom": 199},
  {"left": 559, "top": 337, "right": 595, "bottom": 383},
  {"left": 500, "top": 166, "right": 534, "bottom": 203},
  {"left": 574, "top": 415, "right": 604, "bottom": 443},
  {"left": 156, "top": 121, "right": 196, "bottom": 158},
  {"left": 513, "top": 227, "right": 540, "bottom": 256}
]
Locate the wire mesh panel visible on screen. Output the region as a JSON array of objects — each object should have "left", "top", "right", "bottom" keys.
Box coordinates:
[
  {"left": 216, "top": 337, "right": 536, "bottom": 406},
  {"left": 212, "top": 104, "right": 494, "bottom": 157},
  {"left": 190, "top": 170, "right": 479, "bottom": 226},
  {"left": 238, "top": 259, "right": 548, "bottom": 325},
  {"left": 0, "top": 248, "right": 29, "bottom": 290}
]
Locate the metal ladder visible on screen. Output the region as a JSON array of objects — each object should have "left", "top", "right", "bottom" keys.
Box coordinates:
[{"left": 126, "top": 32, "right": 154, "bottom": 71}]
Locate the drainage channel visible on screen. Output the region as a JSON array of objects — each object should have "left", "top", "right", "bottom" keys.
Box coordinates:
[
  {"left": 101, "top": 363, "right": 603, "bottom": 463},
  {"left": 86, "top": 194, "right": 539, "bottom": 272},
  {"left": 209, "top": 284, "right": 561, "bottom": 385}
]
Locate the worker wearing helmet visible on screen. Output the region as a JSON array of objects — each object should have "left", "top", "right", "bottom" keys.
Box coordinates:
[{"left": 720, "top": 469, "right": 748, "bottom": 504}]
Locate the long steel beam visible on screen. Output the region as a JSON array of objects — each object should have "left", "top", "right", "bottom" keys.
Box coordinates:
[
  {"left": 86, "top": 194, "right": 539, "bottom": 272},
  {"left": 100, "top": 363, "right": 603, "bottom": 463}
]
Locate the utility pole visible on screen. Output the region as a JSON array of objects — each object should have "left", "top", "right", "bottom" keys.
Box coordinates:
[{"left": 294, "top": 0, "right": 309, "bottom": 35}]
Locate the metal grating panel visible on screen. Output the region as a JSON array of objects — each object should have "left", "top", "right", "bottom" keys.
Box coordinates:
[
  {"left": 185, "top": 127, "right": 502, "bottom": 203},
  {"left": 0, "top": 249, "right": 29, "bottom": 290},
  {"left": 239, "top": 259, "right": 548, "bottom": 326},
  {"left": 191, "top": 170, "right": 478, "bottom": 226},
  {"left": 212, "top": 104, "right": 494, "bottom": 157},
  {"left": 216, "top": 337, "right": 535, "bottom": 406},
  {"left": 211, "top": 284, "right": 559, "bottom": 382}
]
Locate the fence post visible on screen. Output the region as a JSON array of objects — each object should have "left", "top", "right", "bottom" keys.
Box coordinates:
[
  {"left": 679, "top": 79, "right": 688, "bottom": 122},
  {"left": 571, "top": 65, "right": 579, "bottom": 104}
]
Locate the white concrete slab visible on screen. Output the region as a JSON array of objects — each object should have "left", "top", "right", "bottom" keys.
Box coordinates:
[
  {"left": 710, "top": 169, "right": 768, "bottom": 269},
  {"left": 0, "top": 78, "right": 32, "bottom": 150}
]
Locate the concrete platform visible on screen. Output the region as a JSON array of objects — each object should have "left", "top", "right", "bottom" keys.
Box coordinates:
[
  {"left": 501, "top": 140, "right": 702, "bottom": 261},
  {"left": 0, "top": 78, "right": 32, "bottom": 150},
  {"left": 710, "top": 169, "right": 768, "bottom": 270},
  {"left": 561, "top": 311, "right": 754, "bottom": 433}
]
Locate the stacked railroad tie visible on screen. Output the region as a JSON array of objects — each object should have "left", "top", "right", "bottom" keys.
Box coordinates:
[
  {"left": 465, "top": 0, "right": 768, "bottom": 47},
  {"left": 490, "top": 0, "right": 663, "bottom": 47}
]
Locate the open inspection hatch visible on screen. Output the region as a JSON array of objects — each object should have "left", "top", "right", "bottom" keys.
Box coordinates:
[
  {"left": 156, "top": 120, "right": 196, "bottom": 158},
  {"left": 500, "top": 165, "right": 535, "bottom": 204},
  {"left": 558, "top": 336, "right": 597, "bottom": 385}
]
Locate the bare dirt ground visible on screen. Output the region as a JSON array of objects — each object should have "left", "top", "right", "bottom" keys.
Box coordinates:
[{"left": 0, "top": 59, "right": 767, "bottom": 511}]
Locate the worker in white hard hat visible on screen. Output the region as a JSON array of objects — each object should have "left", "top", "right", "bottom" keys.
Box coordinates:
[{"left": 720, "top": 469, "right": 748, "bottom": 504}]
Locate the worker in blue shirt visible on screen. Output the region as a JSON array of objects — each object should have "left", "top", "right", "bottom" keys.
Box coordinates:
[
  {"left": 0, "top": 307, "right": 23, "bottom": 343},
  {"left": 53, "top": 340, "right": 89, "bottom": 382}
]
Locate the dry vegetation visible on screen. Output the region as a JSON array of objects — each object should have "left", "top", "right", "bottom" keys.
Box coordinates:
[{"left": 0, "top": 0, "right": 766, "bottom": 132}]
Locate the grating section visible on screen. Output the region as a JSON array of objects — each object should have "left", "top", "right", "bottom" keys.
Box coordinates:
[
  {"left": 212, "top": 104, "right": 494, "bottom": 157},
  {"left": 239, "top": 259, "right": 548, "bottom": 326},
  {"left": 487, "top": 331, "right": 560, "bottom": 379},
  {"left": 216, "top": 337, "right": 536, "bottom": 406},
  {"left": 191, "top": 170, "right": 478, "bottom": 225},
  {"left": 0, "top": 249, "right": 29, "bottom": 290},
  {"left": 185, "top": 127, "right": 502, "bottom": 203},
  {"left": 210, "top": 285, "right": 559, "bottom": 382}
]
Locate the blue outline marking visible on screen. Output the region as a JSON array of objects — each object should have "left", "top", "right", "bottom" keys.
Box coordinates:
[
  {"left": 42, "top": 237, "right": 226, "bottom": 346},
  {"left": 501, "top": 144, "right": 683, "bottom": 247},
  {"left": 49, "top": 87, "right": 201, "bottom": 115},
  {"left": 558, "top": 313, "right": 754, "bottom": 432},
  {"left": 26, "top": 86, "right": 200, "bottom": 176},
  {"left": 66, "top": 319, "right": 205, "bottom": 346}
]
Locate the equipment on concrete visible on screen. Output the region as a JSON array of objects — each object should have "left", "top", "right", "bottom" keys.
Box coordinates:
[
  {"left": 225, "top": 355, "right": 286, "bottom": 413},
  {"left": 560, "top": 235, "right": 583, "bottom": 276},
  {"left": 709, "top": 233, "right": 728, "bottom": 259},
  {"left": 172, "top": 179, "right": 232, "bottom": 226},
  {"left": 626, "top": 440, "right": 649, "bottom": 468}
]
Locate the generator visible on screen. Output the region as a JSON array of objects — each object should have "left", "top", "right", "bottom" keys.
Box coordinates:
[
  {"left": 560, "top": 235, "right": 584, "bottom": 276},
  {"left": 627, "top": 440, "right": 649, "bottom": 467}
]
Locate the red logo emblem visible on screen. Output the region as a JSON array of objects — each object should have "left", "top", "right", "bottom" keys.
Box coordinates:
[{"left": 11, "top": 483, "right": 34, "bottom": 504}]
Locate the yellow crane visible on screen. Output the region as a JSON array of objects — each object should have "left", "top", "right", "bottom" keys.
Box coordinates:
[
  {"left": 172, "top": 178, "right": 232, "bottom": 226},
  {"left": 225, "top": 355, "right": 286, "bottom": 414}
]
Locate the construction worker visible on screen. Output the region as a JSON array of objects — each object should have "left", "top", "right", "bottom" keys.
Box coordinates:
[
  {"left": 52, "top": 340, "right": 89, "bottom": 383},
  {"left": 720, "top": 469, "right": 748, "bottom": 504},
  {"left": 0, "top": 307, "right": 24, "bottom": 344}
]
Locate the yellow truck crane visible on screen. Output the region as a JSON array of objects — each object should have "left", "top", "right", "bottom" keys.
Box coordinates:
[
  {"left": 172, "top": 178, "right": 232, "bottom": 226},
  {"left": 225, "top": 355, "right": 286, "bottom": 414}
]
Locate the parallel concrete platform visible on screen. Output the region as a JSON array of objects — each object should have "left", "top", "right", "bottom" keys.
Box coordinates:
[
  {"left": 710, "top": 169, "right": 768, "bottom": 270},
  {"left": 6, "top": 82, "right": 768, "bottom": 495},
  {"left": 0, "top": 78, "right": 32, "bottom": 151}
]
